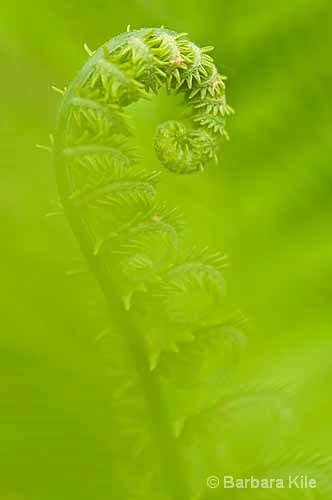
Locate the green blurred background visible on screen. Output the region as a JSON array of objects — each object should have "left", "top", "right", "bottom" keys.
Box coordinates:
[{"left": 1, "top": 0, "right": 332, "bottom": 498}]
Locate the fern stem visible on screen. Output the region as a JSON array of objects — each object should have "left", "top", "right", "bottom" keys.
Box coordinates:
[{"left": 54, "top": 176, "right": 190, "bottom": 499}]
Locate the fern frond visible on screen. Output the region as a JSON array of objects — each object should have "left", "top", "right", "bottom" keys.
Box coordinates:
[{"left": 52, "top": 26, "right": 332, "bottom": 500}]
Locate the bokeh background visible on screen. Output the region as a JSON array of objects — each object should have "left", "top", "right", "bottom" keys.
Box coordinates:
[{"left": 1, "top": 0, "right": 332, "bottom": 498}]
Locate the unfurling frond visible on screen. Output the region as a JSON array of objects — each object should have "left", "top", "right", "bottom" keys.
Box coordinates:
[{"left": 52, "top": 27, "right": 331, "bottom": 500}]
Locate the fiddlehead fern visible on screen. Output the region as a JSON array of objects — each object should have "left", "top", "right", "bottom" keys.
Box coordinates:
[
  {"left": 53, "top": 27, "right": 233, "bottom": 500},
  {"left": 52, "top": 26, "right": 332, "bottom": 500},
  {"left": 54, "top": 26, "right": 233, "bottom": 359}
]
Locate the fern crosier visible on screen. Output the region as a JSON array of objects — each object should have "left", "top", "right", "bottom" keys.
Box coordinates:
[
  {"left": 51, "top": 27, "right": 332, "bottom": 500},
  {"left": 54, "top": 27, "right": 233, "bottom": 357},
  {"left": 53, "top": 27, "right": 236, "bottom": 500}
]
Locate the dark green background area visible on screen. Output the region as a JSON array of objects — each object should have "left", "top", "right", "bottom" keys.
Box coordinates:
[{"left": 1, "top": 0, "right": 331, "bottom": 498}]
